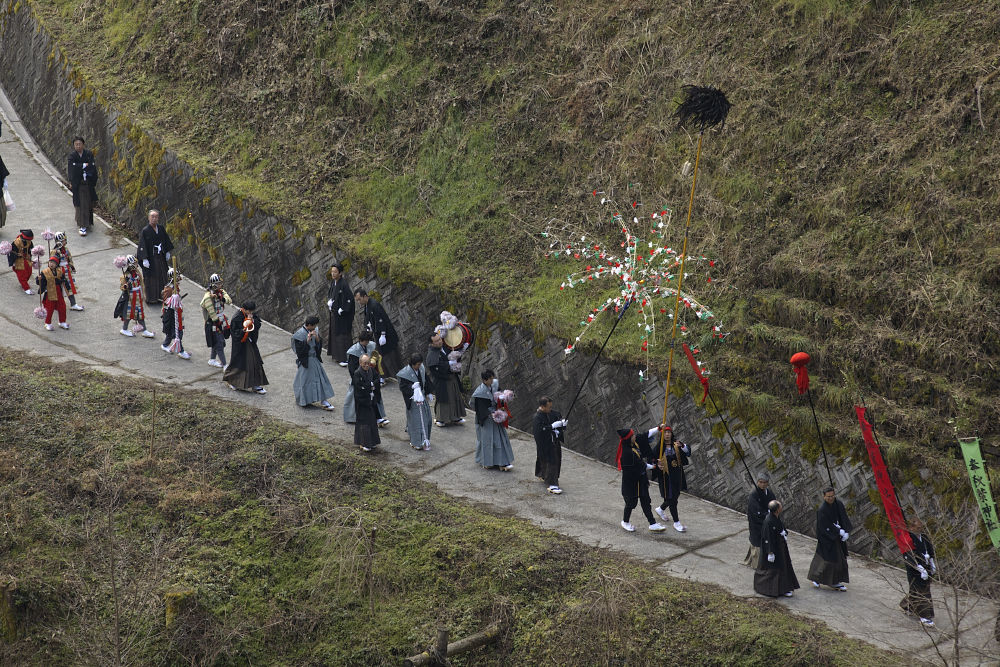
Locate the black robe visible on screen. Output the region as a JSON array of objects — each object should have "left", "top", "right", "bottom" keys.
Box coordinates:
[
  {"left": 619, "top": 430, "right": 657, "bottom": 501},
  {"left": 67, "top": 148, "right": 98, "bottom": 207},
  {"left": 901, "top": 532, "right": 935, "bottom": 620},
  {"left": 747, "top": 486, "right": 776, "bottom": 548},
  {"left": 651, "top": 437, "right": 689, "bottom": 501},
  {"left": 326, "top": 276, "right": 354, "bottom": 360},
  {"left": 808, "top": 498, "right": 852, "bottom": 585},
  {"left": 532, "top": 409, "right": 564, "bottom": 485},
  {"left": 363, "top": 297, "right": 401, "bottom": 376},
  {"left": 223, "top": 310, "right": 268, "bottom": 389},
  {"left": 755, "top": 512, "right": 799, "bottom": 597},
  {"left": 352, "top": 366, "right": 381, "bottom": 448},
  {"left": 137, "top": 223, "right": 174, "bottom": 304}
]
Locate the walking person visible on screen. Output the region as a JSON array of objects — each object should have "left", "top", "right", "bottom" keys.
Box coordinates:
[
  {"left": 652, "top": 427, "right": 691, "bottom": 532},
  {"left": 744, "top": 473, "right": 776, "bottom": 567},
  {"left": 754, "top": 500, "right": 800, "bottom": 598},
  {"left": 397, "top": 353, "right": 434, "bottom": 451},
  {"left": 114, "top": 255, "right": 156, "bottom": 338},
  {"left": 223, "top": 301, "right": 268, "bottom": 394},
  {"left": 900, "top": 518, "right": 937, "bottom": 628},
  {"left": 355, "top": 288, "right": 401, "bottom": 378},
  {"left": 807, "top": 487, "right": 853, "bottom": 591},
  {"left": 53, "top": 232, "right": 85, "bottom": 311},
  {"left": 36, "top": 256, "right": 70, "bottom": 331},
  {"left": 292, "top": 315, "right": 335, "bottom": 411},
  {"left": 201, "top": 273, "right": 231, "bottom": 369},
  {"left": 160, "top": 268, "right": 191, "bottom": 359},
  {"left": 531, "top": 397, "right": 565, "bottom": 494},
  {"left": 8, "top": 229, "right": 35, "bottom": 294},
  {"left": 426, "top": 333, "right": 467, "bottom": 426},
  {"left": 343, "top": 332, "right": 386, "bottom": 425},
  {"left": 616, "top": 425, "right": 668, "bottom": 533},
  {"left": 353, "top": 354, "right": 382, "bottom": 452},
  {"left": 470, "top": 370, "right": 515, "bottom": 470},
  {"left": 326, "top": 262, "right": 354, "bottom": 365},
  {"left": 137, "top": 209, "right": 173, "bottom": 304},
  {"left": 67, "top": 136, "right": 97, "bottom": 236}
]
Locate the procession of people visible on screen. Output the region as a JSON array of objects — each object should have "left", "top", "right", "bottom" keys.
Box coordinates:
[{"left": 0, "top": 132, "right": 948, "bottom": 635}]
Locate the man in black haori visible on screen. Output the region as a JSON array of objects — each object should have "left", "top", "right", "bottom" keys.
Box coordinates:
[
  {"left": 325, "top": 262, "right": 354, "bottom": 365},
  {"left": 531, "top": 396, "right": 565, "bottom": 495},
  {"left": 355, "top": 288, "right": 401, "bottom": 379},
  {"left": 616, "top": 425, "right": 668, "bottom": 533},
  {"left": 353, "top": 354, "right": 382, "bottom": 452},
  {"left": 807, "top": 487, "right": 853, "bottom": 591},
  {"left": 744, "top": 472, "right": 776, "bottom": 567},
  {"left": 900, "top": 517, "right": 937, "bottom": 628},
  {"left": 426, "top": 332, "right": 466, "bottom": 426},
  {"left": 755, "top": 500, "right": 799, "bottom": 598},
  {"left": 137, "top": 209, "right": 174, "bottom": 304},
  {"left": 67, "top": 136, "right": 97, "bottom": 236},
  {"left": 223, "top": 301, "right": 268, "bottom": 394},
  {"left": 651, "top": 427, "right": 691, "bottom": 533}
]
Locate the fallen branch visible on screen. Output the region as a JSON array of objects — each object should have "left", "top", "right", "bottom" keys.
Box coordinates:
[{"left": 403, "top": 621, "right": 504, "bottom": 667}]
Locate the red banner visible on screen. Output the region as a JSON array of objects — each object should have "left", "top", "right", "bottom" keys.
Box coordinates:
[
  {"left": 855, "top": 406, "right": 913, "bottom": 554},
  {"left": 682, "top": 343, "right": 709, "bottom": 404}
]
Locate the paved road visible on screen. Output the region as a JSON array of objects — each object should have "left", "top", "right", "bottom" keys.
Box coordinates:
[{"left": 1, "top": 88, "right": 996, "bottom": 665}]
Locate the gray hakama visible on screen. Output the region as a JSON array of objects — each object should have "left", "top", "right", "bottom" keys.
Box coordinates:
[
  {"left": 398, "top": 365, "right": 432, "bottom": 449},
  {"left": 343, "top": 341, "right": 385, "bottom": 423},
  {"left": 470, "top": 381, "right": 514, "bottom": 468},
  {"left": 291, "top": 327, "right": 335, "bottom": 407}
]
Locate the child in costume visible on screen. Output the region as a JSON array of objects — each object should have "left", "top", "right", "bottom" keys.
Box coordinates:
[
  {"left": 160, "top": 267, "right": 190, "bottom": 359},
  {"left": 114, "top": 254, "right": 156, "bottom": 338},
  {"left": 9, "top": 229, "right": 35, "bottom": 293},
  {"left": 200, "top": 273, "right": 232, "bottom": 369},
  {"left": 53, "top": 231, "right": 84, "bottom": 311},
  {"left": 36, "top": 255, "right": 69, "bottom": 330}
]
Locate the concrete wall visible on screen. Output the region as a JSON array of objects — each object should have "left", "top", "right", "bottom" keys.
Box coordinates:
[{"left": 0, "top": 0, "right": 919, "bottom": 556}]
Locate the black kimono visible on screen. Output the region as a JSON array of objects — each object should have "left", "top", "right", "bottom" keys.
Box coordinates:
[
  {"left": 0, "top": 154, "right": 9, "bottom": 228},
  {"left": 137, "top": 223, "right": 174, "bottom": 304},
  {"left": 747, "top": 486, "right": 777, "bottom": 549},
  {"left": 426, "top": 344, "right": 466, "bottom": 423},
  {"left": 326, "top": 276, "right": 354, "bottom": 362},
  {"left": 755, "top": 511, "right": 799, "bottom": 597},
  {"left": 531, "top": 409, "right": 564, "bottom": 487},
  {"left": 651, "top": 434, "right": 690, "bottom": 523},
  {"left": 223, "top": 310, "right": 268, "bottom": 390},
  {"left": 900, "top": 532, "right": 935, "bottom": 620},
  {"left": 353, "top": 366, "right": 382, "bottom": 449},
  {"left": 807, "top": 498, "right": 853, "bottom": 586},
  {"left": 363, "top": 297, "right": 401, "bottom": 377},
  {"left": 67, "top": 148, "right": 98, "bottom": 229},
  {"left": 619, "top": 429, "right": 658, "bottom": 525}
]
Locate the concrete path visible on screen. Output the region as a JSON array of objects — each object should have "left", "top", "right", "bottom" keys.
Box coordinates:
[{"left": 1, "top": 88, "right": 997, "bottom": 666}]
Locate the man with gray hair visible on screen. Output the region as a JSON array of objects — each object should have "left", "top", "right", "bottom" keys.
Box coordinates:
[
  {"left": 744, "top": 472, "right": 776, "bottom": 566},
  {"left": 137, "top": 209, "right": 174, "bottom": 304}
]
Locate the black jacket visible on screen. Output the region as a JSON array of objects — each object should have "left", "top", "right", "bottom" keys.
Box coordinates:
[{"left": 67, "top": 149, "right": 98, "bottom": 206}]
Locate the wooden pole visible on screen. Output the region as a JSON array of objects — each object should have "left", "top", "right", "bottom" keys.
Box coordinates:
[{"left": 658, "top": 132, "right": 704, "bottom": 458}]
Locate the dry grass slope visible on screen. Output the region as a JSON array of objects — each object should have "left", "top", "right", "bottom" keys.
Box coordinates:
[{"left": 21, "top": 1, "right": 1000, "bottom": 488}]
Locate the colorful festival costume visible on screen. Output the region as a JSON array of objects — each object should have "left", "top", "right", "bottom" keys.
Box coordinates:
[
  {"left": 53, "top": 233, "right": 84, "bottom": 310},
  {"left": 9, "top": 229, "right": 34, "bottom": 292},
  {"left": 201, "top": 277, "right": 232, "bottom": 368},
  {"left": 36, "top": 259, "right": 68, "bottom": 327}
]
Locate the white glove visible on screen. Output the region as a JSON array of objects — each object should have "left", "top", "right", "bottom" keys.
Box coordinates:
[
  {"left": 916, "top": 565, "right": 928, "bottom": 580},
  {"left": 2, "top": 178, "right": 7, "bottom": 189},
  {"left": 840, "top": 530, "right": 849, "bottom": 542},
  {"left": 338, "top": 308, "right": 343, "bottom": 315},
  {"left": 165, "top": 252, "right": 171, "bottom": 261},
  {"left": 427, "top": 394, "right": 435, "bottom": 403},
  {"left": 767, "top": 553, "right": 775, "bottom": 563},
  {"left": 142, "top": 259, "right": 150, "bottom": 269},
  {"left": 929, "top": 558, "right": 937, "bottom": 575},
  {"left": 412, "top": 384, "right": 425, "bottom": 403},
  {"left": 550, "top": 419, "right": 565, "bottom": 429},
  {"left": 780, "top": 530, "right": 787, "bottom": 538},
  {"left": 327, "top": 299, "right": 334, "bottom": 309},
  {"left": 645, "top": 463, "right": 655, "bottom": 470},
  {"left": 378, "top": 333, "right": 387, "bottom": 346}
]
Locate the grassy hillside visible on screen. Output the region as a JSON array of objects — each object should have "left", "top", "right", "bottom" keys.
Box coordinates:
[
  {"left": 0, "top": 348, "right": 905, "bottom": 665},
  {"left": 21, "top": 1, "right": 1000, "bottom": 479}
]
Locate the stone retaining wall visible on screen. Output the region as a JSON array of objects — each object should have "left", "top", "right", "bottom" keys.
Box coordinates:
[{"left": 0, "top": 0, "right": 933, "bottom": 557}]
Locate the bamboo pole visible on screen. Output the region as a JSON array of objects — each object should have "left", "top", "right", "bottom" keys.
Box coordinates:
[{"left": 658, "top": 132, "right": 703, "bottom": 457}]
